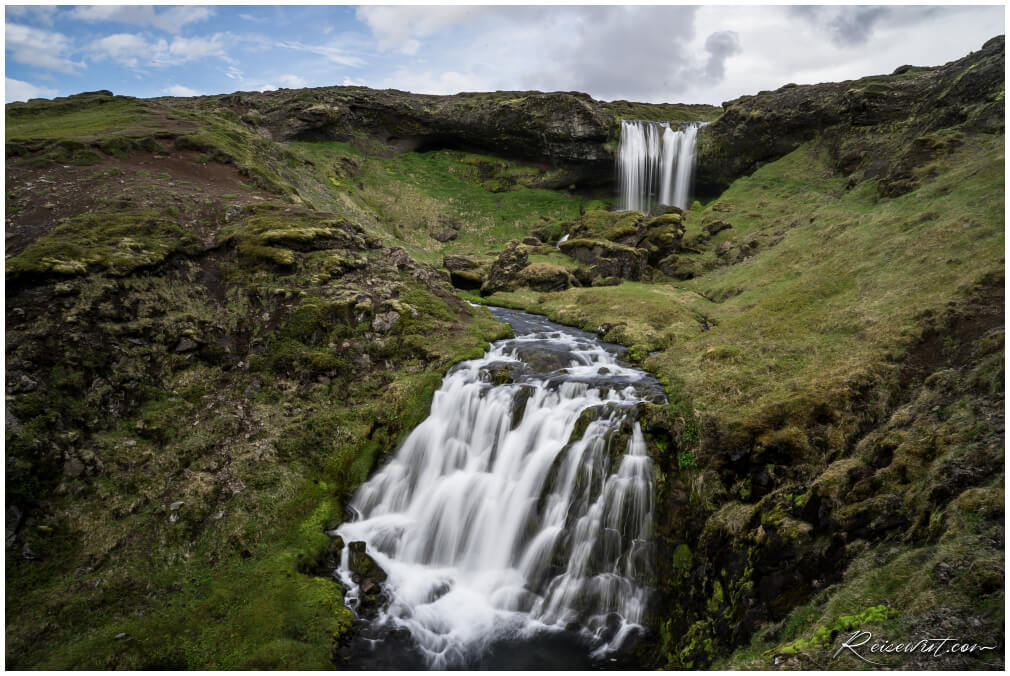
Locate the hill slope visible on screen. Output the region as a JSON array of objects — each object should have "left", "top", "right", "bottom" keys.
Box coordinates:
[{"left": 5, "top": 40, "right": 1004, "bottom": 669}]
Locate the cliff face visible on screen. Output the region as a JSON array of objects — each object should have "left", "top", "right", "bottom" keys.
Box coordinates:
[
  {"left": 695, "top": 35, "right": 1004, "bottom": 195},
  {"left": 157, "top": 88, "right": 720, "bottom": 185}
]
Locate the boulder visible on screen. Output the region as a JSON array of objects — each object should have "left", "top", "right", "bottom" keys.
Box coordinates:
[
  {"left": 658, "top": 254, "right": 700, "bottom": 280},
  {"left": 431, "top": 228, "right": 458, "bottom": 242},
  {"left": 559, "top": 238, "right": 647, "bottom": 281},
  {"left": 703, "top": 221, "right": 733, "bottom": 237},
  {"left": 715, "top": 241, "right": 734, "bottom": 257},
  {"left": 348, "top": 541, "right": 388, "bottom": 582},
  {"left": 480, "top": 240, "right": 529, "bottom": 296},
  {"left": 516, "top": 263, "right": 577, "bottom": 292}
]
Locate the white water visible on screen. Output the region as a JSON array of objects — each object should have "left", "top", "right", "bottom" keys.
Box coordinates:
[
  {"left": 335, "top": 316, "right": 661, "bottom": 668},
  {"left": 617, "top": 119, "right": 703, "bottom": 213}
]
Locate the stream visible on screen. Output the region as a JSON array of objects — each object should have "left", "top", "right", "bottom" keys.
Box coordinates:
[{"left": 333, "top": 306, "right": 666, "bottom": 669}]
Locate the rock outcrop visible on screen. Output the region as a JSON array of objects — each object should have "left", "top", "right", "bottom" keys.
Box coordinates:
[{"left": 695, "top": 35, "right": 1004, "bottom": 194}]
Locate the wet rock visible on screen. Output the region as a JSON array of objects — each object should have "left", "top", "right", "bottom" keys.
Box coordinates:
[{"left": 348, "top": 541, "right": 387, "bottom": 582}]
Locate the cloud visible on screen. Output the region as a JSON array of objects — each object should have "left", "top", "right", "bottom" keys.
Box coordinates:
[
  {"left": 5, "top": 6, "right": 58, "bottom": 26},
  {"left": 68, "top": 6, "right": 214, "bottom": 34},
  {"left": 6, "top": 77, "right": 58, "bottom": 102},
  {"left": 257, "top": 84, "right": 277, "bottom": 92},
  {"left": 278, "top": 74, "right": 307, "bottom": 88},
  {"left": 378, "top": 67, "right": 489, "bottom": 95},
  {"left": 239, "top": 13, "right": 266, "bottom": 24},
  {"left": 164, "top": 84, "right": 201, "bottom": 97},
  {"left": 276, "top": 40, "right": 365, "bottom": 67},
  {"left": 87, "top": 33, "right": 149, "bottom": 68},
  {"left": 356, "top": 6, "right": 485, "bottom": 54},
  {"left": 702, "top": 31, "right": 742, "bottom": 80},
  {"left": 788, "top": 6, "right": 944, "bottom": 47},
  {"left": 88, "top": 32, "right": 231, "bottom": 68},
  {"left": 5, "top": 22, "right": 84, "bottom": 74}
]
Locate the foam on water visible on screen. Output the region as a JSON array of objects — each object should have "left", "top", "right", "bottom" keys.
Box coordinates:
[{"left": 335, "top": 310, "right": 663, "bottom": 668}]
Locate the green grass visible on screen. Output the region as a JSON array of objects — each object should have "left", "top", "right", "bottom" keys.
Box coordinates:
[
  {"left": 479, "top": 135, "right": 1004, "bottom": 428},
  {"left": 6, "top": 98, "right": 151, "bottom": 140},
  {"left": 6, "top": 210, "right": 202, "bottom": 279},
  {"left": 288, "top": 142, "right": 589, "bottom": 265}
]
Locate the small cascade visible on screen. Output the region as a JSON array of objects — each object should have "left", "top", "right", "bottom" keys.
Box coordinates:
[
  {"left": 335, "top": 307, "right": 665, "bottom": 668},
  {"left": 617, "top": 119, "right": 703, "bottom": 213}
]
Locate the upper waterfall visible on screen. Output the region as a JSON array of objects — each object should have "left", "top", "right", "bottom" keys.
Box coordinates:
[{"left": 617, "top": 119, "right": 703, "bottom": 213}]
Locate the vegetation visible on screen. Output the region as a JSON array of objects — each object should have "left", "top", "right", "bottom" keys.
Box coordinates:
[{"left": 5, "top": 37, "right": 1004, "bottom": 670}]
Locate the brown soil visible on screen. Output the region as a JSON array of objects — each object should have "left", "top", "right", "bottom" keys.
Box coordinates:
[{"left": 5, "top": 145, "right": 272, "bottom": 256}]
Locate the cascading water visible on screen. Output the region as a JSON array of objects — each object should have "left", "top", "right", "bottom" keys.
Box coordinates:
[
  {"left": 617, "top": 119, "right": 703, "bottom": 213},
  {"left": 335, "top": 307, "right": 665, "bottom": 668}
]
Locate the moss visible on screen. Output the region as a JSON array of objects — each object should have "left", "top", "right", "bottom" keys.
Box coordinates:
[{"left": 6, "top": 210, "right": 201, "bottom": 280}]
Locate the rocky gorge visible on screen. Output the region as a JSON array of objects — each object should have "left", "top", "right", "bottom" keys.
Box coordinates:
[{"left": 5, "top": 35, "right": 1004, "bottom": 669}]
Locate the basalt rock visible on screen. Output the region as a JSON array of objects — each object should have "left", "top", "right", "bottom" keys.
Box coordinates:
[
  {"left": 443, "top": 255, "right": 488, "bottom": 291},
  {"left": 480, "top": 240, "right": 529, "bottom": 296},
  {"left": 515, "top": 262, "right": 578, "bottom": 292},
  {"left": 695, "top": 36, "right": 1005, "bottom": 194},
  {"left": 559, "top": 238, "right": 647, "bottom": 282}
]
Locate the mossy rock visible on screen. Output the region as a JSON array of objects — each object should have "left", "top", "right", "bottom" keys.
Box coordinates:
[{"left": 6, "top": 210, "right": 201, "bottom": 280}]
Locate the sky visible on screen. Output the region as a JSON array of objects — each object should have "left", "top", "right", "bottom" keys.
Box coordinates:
[{"left": 5, "top": 5, "right": 1006, "bottom": 105}]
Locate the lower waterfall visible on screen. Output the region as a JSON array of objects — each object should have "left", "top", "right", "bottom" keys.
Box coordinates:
[{"left": 334, "top": 307, "right": 666, "bottom": 668}]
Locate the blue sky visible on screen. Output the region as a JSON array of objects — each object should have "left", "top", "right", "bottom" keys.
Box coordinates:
[{"left": 5, "top": 5, "right": 1005, "bottom": 105}]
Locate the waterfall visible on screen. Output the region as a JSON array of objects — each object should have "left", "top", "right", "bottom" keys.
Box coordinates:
[
  {"left": 335, "top": 308, "right": 664, "bottom": 668},
  {"left": 617, "top": 119, "right": 703, "bottom": 213}
]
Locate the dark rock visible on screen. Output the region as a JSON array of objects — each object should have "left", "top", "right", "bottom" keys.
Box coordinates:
[
  {"left": 480, "top": 240, "right": 529, "bottom": 296},
  {"left": 431, "top": 228, "right": 458, "bottom": 242},
  {"left": 515, "top": 263, "right": 576, "bottom": 292},
  {"left": 174, "top": 338, "right": 199, "bottom": 353},
  {"left": 6, "top": 505, "right": 22, "bottom": 547},
  {"left": 443, "top": 255, "right": 488, "bottom": 290},
  {"left": 695, "top": 36, "right": 1005, "bottom": 194},
  {"left": 63, "top": 458, "right": 85, "bottom": 478},
  {"left": 559, "top": 238, "right": 647, "bottom": 281},
  {"left": 703, "top": 221, "right": 733, "bottom": 237},
  {"left": 658, "top": 254, "right": 700, "bottom": 280},
  {"left": 348, "top": 541, "right": 387, "bottom": 582}
]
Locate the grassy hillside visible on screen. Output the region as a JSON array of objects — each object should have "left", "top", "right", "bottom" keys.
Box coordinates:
[{"left": 5, "top": 46, "right": 1003, "bottom": 671}]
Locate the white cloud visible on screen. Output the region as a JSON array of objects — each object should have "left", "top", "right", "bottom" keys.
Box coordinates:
[
  {"left": 161, "top": 34, "right": 229, "bottom": 65},
  {"left": 5, "top": 6, "right": 58, "bottom": 26},
  {"left": 356, "top": 6, "right": 486, "bottom": 54},
  {"left": 69, "top": 6, "right": 213, "bottom": 34},
  {"left": 257, "top": 84, "right": 278, "bottom": 92},
  {"left": 5, "top": 22, "right": 83, "bottom": 74},
  {"left": 277, "top": 74, "right": 307, "bottom": 88},
  {"left": 164, "top": 84, "right": 201, "bottom": 97},
  {"left": 378, "top": 68, "right": 490, "bottom": 95},
  {"left": 88, "top": 33, "right": 150, "bottom": 68},
  {"left": 277, "top": 40, "right": 365, "bottom": 68},
  {"left": 88, "top": 32, "right": 231, "bottom": 69},
  {"left": 239, "top": 13, "right": 266, "bottom": 24},
  {"left": 6, "top": 77, "right": 58, "bottom": 103}
]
